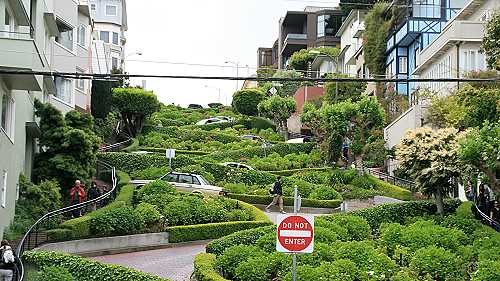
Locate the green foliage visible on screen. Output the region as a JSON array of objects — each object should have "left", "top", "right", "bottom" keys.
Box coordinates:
[
  {"left": 34, "top": 100, "right": 100, "bottom": 192},
  {"left": 112, "top": 87, "right": 160, "bottom": 137},
  {"left": 234, "top": 255, "right": 273, "bottom": 281},
  {"left": 473, "top": 260, "right": 500, "bottom": 281},
  {"left": 459, "top": 120, "right": 500, "bottom": 192},
  {"left": 94, "top": 112, "right": 120, "bottom": 142},
  {"left": 396, "top": 128, "right": 464, "bottom": 214},
  {"left": 232, "top": 89, "right": 266, "bottom": 116},
  {"left": 206, "top": 225, "right": 275, "bottom": 256},
  {"left": 482, "top": 11, "right": 500, "bottom": 70},
  {"left": 193, "top": 253, "right": 231, "bottom": 281},
  {"left": 324, "top": 73, "right": 367, "bottom": 104},
  {"left": 202, "top": 143, "right": 316, "bottom": 162},
  {"left": 134, "top": 202, "right": 161, "bottom": 227},
  {"left": 288, "top": 47, "right": 340, "bottom": 71},
  {"left": 245, "top": 151, "right": 322, "bottom": 171},
  {"left": 131, "top": 166, "right": 169, "bottom": 180},
  {"left": 257, "top": 95, "right": 296, "bottom": 132},
  {"left": 309, "top": 186, "right": 343, "bottom": 200},
  {"left": 286, "top": 259, "right": 359, "bottom": 281},
  {"left": 32, "top": 266, "right": 73, "bottom": 281},
  {"left": 409, "top": 246, "right": 463, "bottom": 281},
  {"left": 215, "top": 245, "right": 264, "bottom": 279},
  {"left": 23, "top": 251, "right": 168, "bottom": 281},
  {"left": 272, "top": 70, "right": 303, "bottom": 97},
  {"left": 90, "top": 206, "right": 144, "bottom": 236},
  {"left": 227, "top": 193, "right": 342, "bottom": 209},
  {"left": 137, "top": 180, "right": 177, "bottom": 201},
  {"left": 321, "top": 214, "right": 371, "bottom": 241},
  {"left": 364, "top": 2, "right": 392, "bottom": 76}
]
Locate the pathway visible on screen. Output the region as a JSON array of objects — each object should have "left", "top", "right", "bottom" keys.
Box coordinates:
[{"left": 92, "top": 241, "right": 208, "bottom": 281}]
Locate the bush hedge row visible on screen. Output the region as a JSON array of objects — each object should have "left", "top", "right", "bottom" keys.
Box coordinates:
[
  {"left": 206, "top": 225, "right": 276, "bottom": 256},
  {"left": 227, "top": 193, "right": 342, "bottom": 209},
  {"left": 341, "top": 199, "right": 462, "bottom": 229},
  {"left": 136, "top": 147, "right": 210, "bottom": 156},
  {"left": 200, "top": 143, "right": 316, "bottom": 162},
  {"left": 193, "top": 253, "right": 230, "bottom": 281},
  {"left": 142, "top": 126, "right": 241, "bottom": 144},
  {"left": 269, "top": 167, "right": 332, "bottom": 177},
  {"left": 98, "top": 152, "right": 197, "bottom": 174},
  {"left": 23, "top": 251, "right": 169, "bottom": 281}
]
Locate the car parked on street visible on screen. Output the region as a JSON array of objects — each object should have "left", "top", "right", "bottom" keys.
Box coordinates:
[
  {"left": 215, "top": 116, "right": 235, "bottom": 122},
  {"left": 196, "top": 117, "right": 228, "bottom": 125},
  {"left": 130, "top": 172, "right": 226, "bottom": 195},
  {"left": 221, "top": 162, "right": 255, "bottom": 170}
]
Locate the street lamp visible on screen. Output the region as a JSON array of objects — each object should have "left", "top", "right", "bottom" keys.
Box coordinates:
[{"left": 204, "top": 85, "right": 222, "bottom": 103}]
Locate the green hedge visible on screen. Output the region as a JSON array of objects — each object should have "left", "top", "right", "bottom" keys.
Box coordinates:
[
  {"left": 206, "top": 225, "right": 275, "bottom": 256},
  {"left": 142, "top": 126, "right": 241, "bottom": 144},
  {"left": 123, "top": 138, "right": 140, "bottom": 152},
  {"left": 23, "top": 251, "right": 168, "bottom": 281},
  {"left": 227, "top": 193, "right": 342, "bottom": 209},
  {"left": 193, "top": 253, "right": 230, "bottom": 281},
  {"left": 268, "top": 167, "right": 332, "bottom": 177},
  {"left": 367, "top": 176, "right": 413, "bottom": 201},
  {"left": 201, "top": 143, "right": 316, "bottom": 162},
  {"left": 98, "top": 152, "right": 196, "bottom": 174},
  {"left": 167, "top": 221, "right": 273, "bottom": 243},
  {"left": 337, "top": 199, "right": 462, "bottom": 229},
  {"left": 136, "top": 147, "right": 211, "bottom": 156}
]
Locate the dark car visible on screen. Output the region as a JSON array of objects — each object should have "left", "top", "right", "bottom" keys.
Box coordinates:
[{"left": 188, "top": 104, "right": 204, "bottom": 109}]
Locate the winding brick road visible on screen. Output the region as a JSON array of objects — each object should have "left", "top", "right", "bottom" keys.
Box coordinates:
[{"left": 92, "top": 241, "right": 208, "bottom": 281}]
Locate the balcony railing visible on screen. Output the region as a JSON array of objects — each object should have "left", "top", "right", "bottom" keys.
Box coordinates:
[{"left": 285, "top": 33, "right": 307, "bottom": 41}]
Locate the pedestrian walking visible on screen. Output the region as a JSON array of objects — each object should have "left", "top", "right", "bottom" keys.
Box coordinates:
[
  {"left": 465, "top": 180, "right": 474, "bottom": 201},
  {"left": 70, "top": 180, "right": 86, "bottom": 218},
  {"left": 0, "top": 240, "right": 16, "bottom": 281},
  {"left": 87, "top": 182, "right": 101, "bottom": 212},
  {"left": 477, "top": 185, "right": 490, "bottom": 215},
  {"left": 491, "top": 201, "right": 500, "bottom": 222},
  {"left": 265, "top": 176, "right": 285, "bottom": 214}
]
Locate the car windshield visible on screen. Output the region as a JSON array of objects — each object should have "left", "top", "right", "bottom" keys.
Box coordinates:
[{"left": 198, "top": 175, "right": 210, "bottom": 185}]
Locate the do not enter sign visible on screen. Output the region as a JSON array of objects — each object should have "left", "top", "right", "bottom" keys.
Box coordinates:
[{"left": 276, "top": 214, "right": 314, "bottom": 253}]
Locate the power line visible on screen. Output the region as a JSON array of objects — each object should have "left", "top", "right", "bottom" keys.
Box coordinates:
[{"left": 1, "top": 69, "right": 499, "bottom": 83}]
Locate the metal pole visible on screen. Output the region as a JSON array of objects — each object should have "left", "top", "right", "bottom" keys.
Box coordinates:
[
  {"left": 236, "top": 63, "right": 239, "bottom": 92},
  {"left": 292, "top": 186, "right": 298, "bottom": 281}
]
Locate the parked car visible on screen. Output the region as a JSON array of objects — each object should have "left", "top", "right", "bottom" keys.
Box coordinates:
[
  {"left": 221, "top": 162, "right": 255, "bottom": 170},
  {"left": 129, "top": 172, "right": 226, "bottom": 195},
  {"left": 188, "top": 104, "right": 204, "bottom": 109},
  {"left": 196, "top": 117, "right": 228, "bottom": 125},
  {"left": 240, "top": 135, "right": 263, "bottom": 141},
  {"left": 215, "top": 116, "right": 234, "bottom": 122},
  {"left": 286, "top": 137, "right": 312, "bottom": 144}
]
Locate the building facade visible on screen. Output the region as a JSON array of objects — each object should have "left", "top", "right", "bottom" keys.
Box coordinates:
[
  {"left": 0, "top": 0, "right": 96, "bottom": 239},
  {"left": 90, "top": 0, "right": 127, "bottom": 73}
]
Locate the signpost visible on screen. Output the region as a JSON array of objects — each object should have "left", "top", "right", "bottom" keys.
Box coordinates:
[
  {"left": 276, "top": 187, "right": 314, "bottom": 281},
  {"left": 166, "top": 149, "right": 176, "bottom": 171}
]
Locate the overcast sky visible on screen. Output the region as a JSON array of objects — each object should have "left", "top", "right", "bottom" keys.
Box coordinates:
[{"left": 125, "top": 0, "right": 337, "bottom": 107}]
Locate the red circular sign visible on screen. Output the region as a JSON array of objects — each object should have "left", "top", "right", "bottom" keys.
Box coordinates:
[{"left": 277, "top": 215, "right": 314, "bottom": 252}]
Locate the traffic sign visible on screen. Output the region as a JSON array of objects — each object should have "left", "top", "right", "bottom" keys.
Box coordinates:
[
  {"left": 166, "top": 149, "right": 176, "bottom": 159},
  {"left": 276, "top": 214, "right": 314, "bottom": 253}
]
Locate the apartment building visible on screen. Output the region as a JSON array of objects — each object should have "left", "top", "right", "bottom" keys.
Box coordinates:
[
  {"left": 0, "top": 0, "right": 94, "bottom": 239},
  {"left": 258, "top": 6, "right": 343, "bottom": 70},
  {"left": 385, "top": 0, "right": 468, "bottom": 98},
  {"left": 90, "top": 0, "right": 127, "bottom": 73}
]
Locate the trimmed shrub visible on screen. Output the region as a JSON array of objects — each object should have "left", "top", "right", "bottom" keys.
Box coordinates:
[
  {"left": 167, "top": 221, "right": 273, "bottom": 243},
  {"left": 98, "top": 152, "right": 196, "bottom": 174},
  {"left": 206, "top": 225, "right": 275, "bottom": 256},
  {"left": 193, "top": 253, "right": 230, "bottom": 281},
  {"left": 367, "top": 176, "right": 413, "bottom": 201},
  {"left": 237, "top": 116, "right": 276, "bottom": 131},
  {"left": 45, "top": 228, "right": 74, "bottom": 242},
  {"left": 234, "top": 255, "right": 273, "bottom": 281},
  {"left": 32, "top": 266, "right": 73, "bottom": 281},
  {"left": 90, "top": 206, "right": 144, "bottom": 236},
  {"left": 473, "top": 260, "right": 500, "bottom": 281},
  {"left": 216, "top": 245, "right": 264, "bottom": 279},
  {"left": 309, "top": 186, "right": 342, "bottom": 200},
  {"left": 232, "top": 89, "right": 266, "bottom": 116},
  {"left": 321, "top": 214, "right": 371, "bottom": 241},
  {"left": 23, "top": 251, "right": 167, "bottom": 281},
  {"left": 409, "top": 246, "right": 463, "bottom": 281},
  {"left": 227, "top": 193, "right": 342, "bottom": 209},
  {"left": 202, "top": 143, "right": 316, "bottom": 162},
  {"left": 134, "top": 202, "right": 162, "bottom": 227},
  {"left": 131, "top": 167, "right": 168, "bottom": 180},
  {"left": 137, "top": 180, "right": 177, "bottom": 201}
]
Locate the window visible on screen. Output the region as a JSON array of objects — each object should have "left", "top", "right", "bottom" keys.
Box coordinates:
[
  {"left": 1, "top": 170, "right": 6, "bottom": 208},
  {"left": 112, "top": 57, "right": 118, "bottom": 70},
  {"left": 1, "top": 91, "right": 14, "bottom": 140},
  {"left": 77, "top": 25, "right": 86, "bottom": 46},
  {"left": 100, "top": 31, "right": 109, "bottom": 43},
  {"left": 399, "top": 57, "right": 408, "bottom": 73},
  {"left": 76, "top": 69, "right": 85, "bottom": 91},
  {"left": 179, "top": 175, "right": 193, "bottom": 184},
  {"left": 55, "top": 77, "right": 72, "bottom": 104},
  {"left": 317, "top": 14, "right": 341, "bottom": 38},
  {"left": 192, "top": 177, "right": 200, "bottom": 185},
  {"left": 162, "top": 173, "right": 178, "bottom": 183},
  {"left": 91, "top": 4, "right": 96, "bottom": 10},
  {"left": 112, "top": 32, "right": 119, "bottom": 45},
  {"left": 55, "top": 20, "right": 73, "bottom": 50},
  {"left": 4, "top": 4, "right": 15, "bottom": 35},
  {"left": 105, "top": 5, "right": 117, "bottom": 16},
  {"left": 415, "top": 47, "right": 420, "bottom": 67}
]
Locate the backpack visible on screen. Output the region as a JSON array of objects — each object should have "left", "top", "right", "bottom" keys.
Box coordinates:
[{"left": 1, "top": 246, "right": 15, "bottom": 264}]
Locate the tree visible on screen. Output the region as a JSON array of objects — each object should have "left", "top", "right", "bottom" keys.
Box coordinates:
[
  {"left": 323, "top": 73, "right": 367, "bottom": 104},
  {"left": 288, "top": 47, "right": 340, "bottom": 71},
  {"left": 459, "top": 121, "right": 500, "bottom": 193},
  {"left": 257, "top": 96, "right": 296, "bottom": 138},
  {"left": 91, "top": 69, "right": 129, "bottom": 119},
  {"left": 482, "top": 11, "right": 500, "bottom": 70},
  {"left": 232, "top": 88, "right": 266, "bottom": 116},
  {"left": 396, "top": 128, "right": 465, "bottom": 215},
  {"left": 112, "top": 87, "right": 160, "bottom": 137},
  {"left": 33, "top": 100, "right": 101, "bottom": 192},
  {"left": 272, "top": 70, "right": 303, "bottom": 97}
]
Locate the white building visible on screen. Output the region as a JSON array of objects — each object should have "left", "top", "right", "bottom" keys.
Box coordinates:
[
  {"left": 0, "top": 0, "right": 94, "bottom": 239},
  {"left": 336, "top": 9, "right": 366, "bottom": 77},
  {"left": 384, "top": 0, "right": 498, "bottom": 174},
  {"left": 90, "top": 0, "right": 127, "bottom": 73}
]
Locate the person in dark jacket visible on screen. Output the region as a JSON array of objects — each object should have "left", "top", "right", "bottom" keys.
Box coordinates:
[
  {"left": 0, "top": 240, "right": 16, "bottom": 281},
  {"left": 477, "top": 185, "right": 490, "bottom": 215},
  {"left": 265, "top": 177, "right": 285, "bottom": 214},
  {"left": 87, "top": 182, "right": 101, "bottom": 212},
  {"left": 491, "top": 201, "right": 500, "bottom": 222}
]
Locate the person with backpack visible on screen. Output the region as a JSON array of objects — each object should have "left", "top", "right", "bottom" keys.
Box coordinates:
[
  {"left": 87, "top": 181, "right": 101, "bottom": 212},
  {"left": 0, "top": 240, "right": 16, "bottom": 281},
  {"left": 265, "top": 177, "right": 285, "bottom": 214},
  {"left": 70, "top": 180, "right": 86, "bottom": 218}
]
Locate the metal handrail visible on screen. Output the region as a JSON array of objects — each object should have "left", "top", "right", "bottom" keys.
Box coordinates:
[
  {"left": 361, "top": 166, "right": 416, "bottom": 191},
  {"left": 99, "top": 137, "right": 133, "bottom": 152},
  {"left": 472, "top": 203, "right": 500, "bottom": 232},
  {"left": 15, "top": 158, "right": 121, "bottom": 280}
]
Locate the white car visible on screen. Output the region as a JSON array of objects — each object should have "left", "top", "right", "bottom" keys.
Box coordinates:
[
  {"left": 130, "top": 172, "right": 226, "bottom": 195},
  {"left": 215, "top": 116, "right": 235, "bottom": 122},
  {"left": 196, "top": 118, "right": 228, "bottom": 125},
  {"left": 221, "top": 162, "right": 255, "bottom": 170},
  {"left": 286, "top": 137, "right": 313, "bottom": 144}
]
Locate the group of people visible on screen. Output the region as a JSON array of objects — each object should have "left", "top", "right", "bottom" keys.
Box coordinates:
[
  {"left": 0, "top": 240, "right": 16, "bottom": 281},
  {"left": 69, "top": 180, "right": 104, "bottom": 218},
  {"left": 469, "top": 183, "right": 500, "bottom": 222}
]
